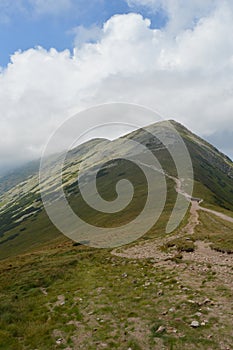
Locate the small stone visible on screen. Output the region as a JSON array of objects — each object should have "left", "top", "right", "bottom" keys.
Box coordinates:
[
  {"left": 56, "top": 338, "right": 63, "bottom": 345},
  {"left": 187, "top": 299, "right": 195, "bottom": 304},
  {"left": 157, "top": 290, "right": 163, "bottom": 296},
  {"left": 144, "top": 281, "right": 151, "bottom": 286},
  {"left": 169, "top": 307, "right": 175, "bottom": 312},
  {"left": 195, "top": 312, "right": 202, "bottom": 317},
  {"left": 100, "top": 343, "right": 108, "bottom": 348},
  {"left": 190, "top": 321, "right": 200, "bottom": 328},
  {"left": 122, "top": 273, "right": 128, "bottom": 278},
  {"left": 203, "top": 298, "right": 211, "bottom": 305},
  {"left": 156, "top": 326, "right": 166, "bottom": 334}
]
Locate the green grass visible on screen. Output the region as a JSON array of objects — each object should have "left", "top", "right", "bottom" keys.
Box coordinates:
[
  {"left": 0, "top": 241, "right": 231, "bottom": 350},
  {"left": 193, "top": 211, "right": 233, "bottom": 253}
]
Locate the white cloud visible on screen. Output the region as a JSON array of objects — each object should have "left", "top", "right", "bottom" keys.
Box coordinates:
[
  {"left": 1, "top": 3, "right": 233, "bottom": 172},
  {"left": 127, "top": 0, "right": 219, "bottom": 32},
  {"left": 72, "top": 25, "right": 102, "bottom": 48}
]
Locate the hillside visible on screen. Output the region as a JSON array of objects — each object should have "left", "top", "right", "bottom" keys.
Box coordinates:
[
  {"left": 0, "top": 120, "right": 233, "bottom": 349},
  {"left": 1, "top": 119, "right": 233, "bottom": 257}
]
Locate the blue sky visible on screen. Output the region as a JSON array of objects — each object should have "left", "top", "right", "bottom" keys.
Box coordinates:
[{"left": 0, "top": 0, "right": 166, "bottom": 67}]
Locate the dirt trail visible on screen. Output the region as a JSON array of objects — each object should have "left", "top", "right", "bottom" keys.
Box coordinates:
[
  {"left": 182, "top": 200, "right": 200, "bottom": 235},
  {"left": 137, "top": 163, "right": 233, "bottom": 231},
  {"left": 112, "top": 174, "right": 233, "bottom": 259},
  {"left": 173, "top": 176, "right": 233, "bottom": 234},
  {"left": 200, "top": 206, "right": 233, "bottom": 223}
]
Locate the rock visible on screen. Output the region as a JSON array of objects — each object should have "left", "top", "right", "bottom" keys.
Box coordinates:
[
  {"left": 122, "top": 273, "right": 128, "bottom": 278},
  {"left": 56, "top": 338, "right": 63, "bottom": 345},
  {"left": 169, "top": 307, "right": 175, "bottom": 312},
  {"left": 190, "top": 321, "right": 200, "bottom": 328},
  {"left": 195, "top": 312, "right": 202, "bottom": 317},
  {"left": 202, "top": 298, "right": 211, "bottom": 305},
  {"left": 157, "top": 290, "right": 163, "bottom": 296},
  {"left": 156, "top": 326, "right": 166, "bottom": 334},
  {"left": 167, "top": 327, "right": 177, "bottom": 334}
]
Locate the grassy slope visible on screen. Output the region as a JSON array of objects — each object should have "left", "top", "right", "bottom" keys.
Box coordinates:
[{"left": 0, "top": 235, "right": 232, "bottom": 350}]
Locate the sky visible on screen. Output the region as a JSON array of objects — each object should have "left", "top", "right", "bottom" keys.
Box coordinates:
[{"left": 0, "top": 0, "right": 233, "bottom": 173}]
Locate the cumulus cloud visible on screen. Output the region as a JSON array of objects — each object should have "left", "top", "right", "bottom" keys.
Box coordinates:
[
  {"left": 1, "top": 1, "right": 233, "bottom": 172},
  {"left": 127, "top": 0, "right": 219, "bottom": 32},
  {"left": 72, "top": 25, "right": 102, "bottom": 48}
]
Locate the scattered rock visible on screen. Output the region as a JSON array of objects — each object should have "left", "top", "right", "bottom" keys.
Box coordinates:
[
  {"left": 56, "top": 338, "right": 64, "bottom": 345},
  {"left": 167, "top": 327, "right": 177, "bottom": 334},
  {"left": 122, "top": 273, "right": 128, "bottom": 278},
  {"left": 99, "top": 343, "right": 108, "bottom": 348},
  {"left": 40, "top": 287, "right": 48, "bottom": 296},
  {"left": 144, "top": 281, "right": 151, "bottom": 287},
  {"left": 190, "top": 321, "right": 200, "bottom": 328},
  {"left": 55, "top": 295, "right": 65, "bottom": 307},
  {"left": 156, "top": 326, "right": 166, "bottom": 334}
]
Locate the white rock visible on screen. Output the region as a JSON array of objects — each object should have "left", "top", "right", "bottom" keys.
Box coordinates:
[{"left": 190, "top": 321, "right": 200, "bottom": 328}]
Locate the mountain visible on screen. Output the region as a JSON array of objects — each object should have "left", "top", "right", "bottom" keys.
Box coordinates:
[
  {"left": 0, "top": 119, "right": 233, "bottom": 258},
  {"left": 1, "top": 119, "right": 233, "bottom": 350}
]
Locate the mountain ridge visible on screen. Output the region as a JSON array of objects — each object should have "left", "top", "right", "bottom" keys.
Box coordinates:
[{"left": 0, "top": 119, "right": 233, "bottom": 258}]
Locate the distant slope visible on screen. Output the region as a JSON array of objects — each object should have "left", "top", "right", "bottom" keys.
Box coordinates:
[{"left": 0, "top": 160, "right": 39, "bottom": 195}]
